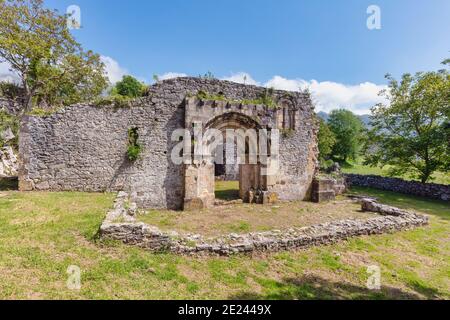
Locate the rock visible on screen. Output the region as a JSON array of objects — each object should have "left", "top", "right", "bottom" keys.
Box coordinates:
[
  {"left": 127, "top": 202, "right": 138, "bottom": 216},
  {"left": 327, "top": 162, "right": 341, "bottom": 174},
  {"left": 312, "top": 176, "right": 346, "bottom": 203},
  {"left": 0, "top": 146, "right": 18, "bottom": 177},
  {"left": 0, "top": 127, "right": 15, "bottom": 142}
]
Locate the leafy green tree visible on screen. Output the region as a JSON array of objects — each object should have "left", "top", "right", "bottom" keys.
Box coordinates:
[
  {"left": 0, "top": 0, "right": 108, "bottom": 112},
  {"left": 365, "top": 61, "right": 450, "bottom": 183},
  {"left": 113, "top": 75, "right": 146, "bottom": 98},
  {"left": 317, "top": 117, "right": 336, "bottom": 161},
  {"left": 328, "top": 109, "right": 364, "bottom": 162}
]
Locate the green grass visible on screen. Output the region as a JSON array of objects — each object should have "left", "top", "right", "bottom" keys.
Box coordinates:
[
  {"left": 341, "top": 159, "right": 450, "bottom": 185},
  {"left": 215, "top": 180, "right": 240, "bottom": 201},
  {"left": 0, "top": 189, "right": 448, "bottom": 300},
  {"left": 348, "top": 186, "right": 450, "bottom": 220}
]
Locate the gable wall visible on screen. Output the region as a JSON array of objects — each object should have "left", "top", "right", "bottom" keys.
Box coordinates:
[{"left": 19, "top": 77, "right": 318, "bottom": 209}]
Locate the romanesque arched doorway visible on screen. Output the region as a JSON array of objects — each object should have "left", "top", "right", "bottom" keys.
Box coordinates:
[{"left": 183, "top": 97, "right": 279, "bottom": 210}]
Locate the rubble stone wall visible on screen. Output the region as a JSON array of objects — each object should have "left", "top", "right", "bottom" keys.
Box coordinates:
[
  {"left": 345, "top": 174, "right": 450, "bottom": 201},
  {"left": 19, "top": 77, "right": 318, "bottom": 209}
]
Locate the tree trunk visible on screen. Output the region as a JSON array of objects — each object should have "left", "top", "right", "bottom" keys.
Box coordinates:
[
  {"left": 24, "top": 94, "right": 33, "bottom": 113},
  {"left": 22, "top": 85, "right": 34, "bottom": 114},
  {"left": 420, "top": 170, "right": 431, "bottom": 184}
]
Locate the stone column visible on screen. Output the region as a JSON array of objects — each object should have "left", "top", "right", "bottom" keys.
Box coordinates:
[{"left": 183, "top": 162, "right": 215, "bottom": 210}]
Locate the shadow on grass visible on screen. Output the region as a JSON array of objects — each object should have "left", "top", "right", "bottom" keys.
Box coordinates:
[
  {"left": 348, "top": 186, "right": 450, "bottom": 220},
  {"left": 215, "top": 188, "right": 240, "bottom": 201},
  {"left": 230, "top": 275, "right": 429, "bottom": 300},
  {"left": 215, "top": 180, "right": 240, "bottom": 201},
  {"left": 0, "top": 177, "right": 18, "bottom": 191},
  {"left": 338, "top": 160, "right": 354, "bottom": 169},
  {"left": 408, "top": 280, "right": 443, "bottom": 299}
]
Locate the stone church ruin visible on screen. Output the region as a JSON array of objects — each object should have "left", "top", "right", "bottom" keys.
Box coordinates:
[{"left": 18, "top": 77, "right": 319, "bottom": 210}]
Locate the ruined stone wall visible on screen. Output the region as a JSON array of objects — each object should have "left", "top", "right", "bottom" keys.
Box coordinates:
[
  {"left": 19, "top": 101, "right": 185, "bottom": 209},
  {"left": 19, "top": 77, "right": 318, "bottom": 209},
  {"left": 345, "top": 174, "right": 450, "bottom": 201},
  {"left": 0, "top": 97, "right": 22, "bottom": 116}
]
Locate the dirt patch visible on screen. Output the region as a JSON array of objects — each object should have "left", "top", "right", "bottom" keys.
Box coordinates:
[{"left": 137, "top": 199, "right": 374, "bottom": 237}]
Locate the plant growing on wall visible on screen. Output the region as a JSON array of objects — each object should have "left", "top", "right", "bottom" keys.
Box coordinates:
[
  {"left": 259, "top": 88, "right": 276, "bottom": 108},
  {"left": 127, "top": 128, "right": 141, "bottom": 161}
]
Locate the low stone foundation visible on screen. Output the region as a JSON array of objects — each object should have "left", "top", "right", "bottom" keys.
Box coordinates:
[
  {"left": 100, "top": 192, "right": 429, "bottom": 255},
  {"left": 311, "top": 176, "right": 346, "bottom": 203},
  {"left": 345, "top": 174, "right": 450, "bottom": 201}
]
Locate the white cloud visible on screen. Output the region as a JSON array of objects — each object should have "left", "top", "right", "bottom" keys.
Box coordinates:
[
  {"left": 264, "top": 75, "right": 387, "bottom": 115},
  {"left": 100, "top": 56, "right": 128, "bottom": 84},
  {"left": 153, "top": 71, "right": 385, "bottom": 114},
  {"left": 222, "top": 72, "right": 260, "bottom": 86},
  {"left": 0, "top": 61, "right": 20, "bottom": 83},
  {"left": 10, "top": 50, "right": 384, "bottom": 115},
  {"left": 158, "top": 72, "right": 188, "bottom": 81}
]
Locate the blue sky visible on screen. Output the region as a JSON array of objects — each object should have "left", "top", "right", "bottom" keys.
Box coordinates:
[{"left": 2, "top": 0, "right": 450, "bottom": 114}]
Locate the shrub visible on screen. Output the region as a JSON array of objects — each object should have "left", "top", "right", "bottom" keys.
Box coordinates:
[
  {"left": 127, "top": 128, "right": 141, "bottom": 161},
  {"left": 317, "top": 117, "right": 336, "bottom": 161},
  {"left": 127, "top": 145, "right": 141, "bottom": 161},
  {"left": 113, "top": 75, "right": 146, "bottom": 98}
]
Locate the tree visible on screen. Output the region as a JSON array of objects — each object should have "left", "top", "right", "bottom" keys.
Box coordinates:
[
  {"left": 0, "top": 0, "right": 108, "bottom": 112},
  {"left": 328, "top": 109, "right": 364, "bottom": 162},
  {"left": 365, "top": 61, "right": 450, "bottom": 183},
  {"left": 317, "top": 117, "right": 336, "bottom": 161},
  {"left": 113, "top": 75, "right": 145, "bottom": 98}
]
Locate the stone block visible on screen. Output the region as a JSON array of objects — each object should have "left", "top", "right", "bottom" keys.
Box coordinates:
[
  {"left": 183, "top": 194, "right": 215, "bottom": 211},
  {"left": 261, "top": 191, "right": 278, "bottom": 205},
  {"left": 19, "top": 178, "right": 34, "bottom": 191},
  {"left": 312, "top": 190, "right": 336, "bottom": 203}
]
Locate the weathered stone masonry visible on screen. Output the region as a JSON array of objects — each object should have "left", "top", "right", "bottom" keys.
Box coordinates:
[
  {"left": 346, "top": 174, "right": 450, "bottom": 201},
  {"left": 19, "top": 77, "right": 319, "bottom": 209}
]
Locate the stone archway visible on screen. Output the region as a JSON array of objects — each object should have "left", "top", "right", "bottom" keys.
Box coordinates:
[{"left": 183, "top": 97, "right": 279, "bottom": 210}]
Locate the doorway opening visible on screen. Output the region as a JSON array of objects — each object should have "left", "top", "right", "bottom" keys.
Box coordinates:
[
  {"left": 183, "top": 111, "right": 271, "bottom": 210},
  {"left": 214, "top": 141, "right": 240, "bottom": 201}
]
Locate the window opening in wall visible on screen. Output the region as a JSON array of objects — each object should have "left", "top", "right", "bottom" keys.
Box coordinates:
[{"left": 127, "top": 127, "right": 141, "bottom": 161}]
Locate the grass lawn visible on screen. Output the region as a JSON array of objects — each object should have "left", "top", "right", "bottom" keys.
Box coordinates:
[
  {"left": 0, "top": 186, "right": 448, "bottom": 299},
  {"left": 215, "top": 180, "right": 240, "bottom": 201},
  {"left": 341, "top": 159, "right": 450, "bottom": 185}
]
